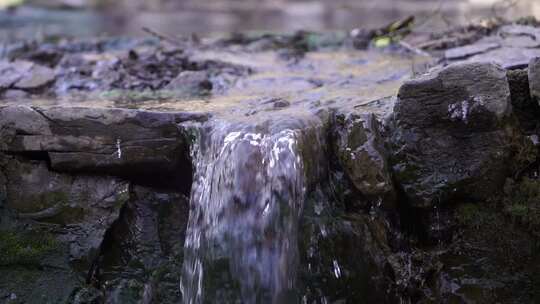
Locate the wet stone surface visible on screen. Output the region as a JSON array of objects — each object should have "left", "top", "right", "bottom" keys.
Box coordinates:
[{"left": 0, "top": 23, "right": 539, "bottom": 303}]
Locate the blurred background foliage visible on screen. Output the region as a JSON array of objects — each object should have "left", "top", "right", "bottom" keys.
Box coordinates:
[{"left": 0, "top": 0, "right": 538, "bottom": 39}]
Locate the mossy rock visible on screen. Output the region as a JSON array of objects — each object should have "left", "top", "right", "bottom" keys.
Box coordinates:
[
  {"left": 0, "top": 267, "right": 81, "bottom": 304},
  {"left": 0, "top": 230, "right": 59, "bottom": 267},
  {"left": 503, "top": 178, "right": 540, "bottom": 236}
]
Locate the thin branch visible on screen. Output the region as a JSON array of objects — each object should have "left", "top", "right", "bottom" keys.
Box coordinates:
[
  {"left": 141, "top": 26, "right": 183, "bottom": 46},
  {"left": 399, "top": 40, "right": 431, "bottom": 57}
]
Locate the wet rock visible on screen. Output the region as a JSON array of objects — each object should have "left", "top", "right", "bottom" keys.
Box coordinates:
[
  {"left": 95, "top": 185, "right": 189, "bottom": 304},
  {"left": 390, "top": 62, "right": 519, "bottom": 208},
  {"left": 234, "top": 76, "right": 319, "bottom": 95},
  {"left": 3, "top": 89, "right": 29, "bottom": 99},
  {"left": 332, "top": 111, "right": 395, "bottom": 202},
  {"left": 0, "top": 61, "right": 27, "bottom": 89},
  {"left": 50, "top": 44, "right": 250, "bottom": 96},
  {"left": 528, "top": 57, "right": 540, "bottom": 105},
  {"left": 165, "top": 70, "right": 212, "bottom": 96},
  {"left": 500, "top": 35, "right": 540, "bottom": 49},
  {"left": 0, "top": 151, "right": 130, "bottom": 303},
  {"left": 386, "top": 250, "right": 442, "bottom": 302},
  {"left": 273, "top": 99, "right": 290, "bottom": 108},
  {"left": 509, "top": 68, "right": 539, "bottom": 133},
  {"left": 466, "top": 47, "right": 540, "bottom": 69},
  {"left": 499, "top": 24, "right": 540, "bottom": 42},
  {"left": 55, "top": 53, "right": 120, "bottom": 93},
  {"left": 0, "top": 105, "right": 205, "bottom": 190},
  {"left": 0, "top": 60, "right": 55, "bottom": 91},
  {"left": 443, "top": 26, "right": 540, "bottom": 69},
  {"left": 299, "top": 185, "right": 397, "bottom": 303},
  {"left": 0, "top": 265, "right": 81, "bottom": 304},
  {"left": 1, "top": 155, "right": 129, "bottom": 271},
  {"left": 13, "top": 63, "right": 55, "bottom": 91},
  {"left": 444, "top": 42, "right": 500, "bottom": 60},
  {"left": 71, "top": 286, "right": 103, "bottom": 304},
  {"left": 427, "top": 202, "right": 538, "bottom": 303}
]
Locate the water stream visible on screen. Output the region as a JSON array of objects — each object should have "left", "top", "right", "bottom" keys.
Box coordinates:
[{"left": 180, "top": 118, "right": 315, "bottom": 303}]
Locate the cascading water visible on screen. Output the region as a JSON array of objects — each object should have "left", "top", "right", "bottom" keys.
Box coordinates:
[{"left": 180, "top": 119, "right": 309, "bottom": 303}]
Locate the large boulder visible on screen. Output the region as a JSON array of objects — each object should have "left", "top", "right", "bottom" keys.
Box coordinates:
[
  {"left": 0, "top": 105, "right": 205, "bottom": 190},
  {"left": 389, "top": 62, "right": 521, "bottom": 208}
]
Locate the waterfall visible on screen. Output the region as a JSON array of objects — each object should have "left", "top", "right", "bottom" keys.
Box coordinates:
[{"left": 180, "top": 119, "right": 309, "bottom": 303}]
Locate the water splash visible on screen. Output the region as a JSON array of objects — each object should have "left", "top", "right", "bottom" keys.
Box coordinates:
[
  {"left": 333, "top": 260, "right": 342, "bottom": 279},
  {"left": 116, "top": 138, "right": 122, "bottom": 159},
  {"left": 180, "top": 119, "right": 307, "bottom": 303}
]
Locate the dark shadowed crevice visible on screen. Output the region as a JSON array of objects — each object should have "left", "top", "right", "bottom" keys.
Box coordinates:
[
  {"left": 127, "top": 148, "right": 193, "bottom": 195},
  {"left": 325, "top": 116, "right": 370, "bottom": 213},
  {"left": 86, "top": 150, "right": 194, "bottom": 301},
  {"left": 5, "top": 151, "right": 51, "bottom": 167},
  {"left": 508, "top": 68, "right": 540, "bottom": 134},
  {"left": 87, "top": 198, "right": 131, "bottom": 286},
  {"left": 88, "top": 183, "right": 191, "bottom": 302},
  {"left": 392, "top": 184, "right": 430, "bottom": 245}
]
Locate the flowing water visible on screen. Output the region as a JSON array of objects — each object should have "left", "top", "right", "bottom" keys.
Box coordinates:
[{"left": 180, "top": 117, "right": 325, "bottom": 303}]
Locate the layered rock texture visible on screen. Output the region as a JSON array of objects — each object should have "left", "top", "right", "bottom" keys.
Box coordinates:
[
  {"left": 390, "top": 62, "right": 518, "bottom": 208},
  {"left": 1, "top": 25, "right": 539, "bottom": 303}
]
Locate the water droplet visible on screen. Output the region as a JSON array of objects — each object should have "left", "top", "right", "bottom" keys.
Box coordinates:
[
  {"left": 116, "top": 138, "right": 122, "bottom": 159},
  {"left": 333, "top": 259, "right": 342, "bottom": 279}
]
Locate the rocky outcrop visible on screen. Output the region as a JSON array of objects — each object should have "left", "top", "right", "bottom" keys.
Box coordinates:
[
  {"left": 508, "top": 68, "right": 539, "bottom": 133},
  {"left": 0, "top": 153, "right": 128, "bottom": 303},
  {"left": 165, "top": 70, "right": 213, "bottom": 96},
  {"left": 299, "top": 207, "right": 395, "bottom": 303},
  {"left": 0, "top": 154, "right": 191, "bottom": 303},
  {"left": 390, "top": 62, "right": 521, "bottom": 208},
  {"left": 0, "top": 60, "right": 55, "bottom": 92},
  {"left": 332, "top": 111, "right": 395, "bottom": 203},
  {"left": 0, "top": 105, "right": 204, "bottom": 302},
  {"left": 1, "top": 27, "right": 539, "bottom": 303},
  {"left": 1, "top": 155, "right": 128, "bottom": 271},
  {"left": 528, "top": 57, "right": 540, "bottom": 105},
  {"left": 444, "top": 25, "right": 540, "bottom": 69},
  {"left": 94, "top": 186, "right": 189, "bottom": 303},
  {"left": 0, "top": 105, "right": 205, "bottom": 190}
]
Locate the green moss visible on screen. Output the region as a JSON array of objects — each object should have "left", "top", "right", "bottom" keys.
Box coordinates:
[
  {"left": 40, "top": 190, "right": 69, "bottom": 210},
  {"left": 0, "top": 230, "right": 59, "bottom": 267},
  {"left": 43, "top": 191, "right": 69, "bottom": 204},
  {"left": 509, "top": 135, "right": 537, "bottom": 175},
  {"left": 507, "top": 204, "right": 529, "bottom": 218},
  {"left": 456, "top": 203, "right": 498, "bottom": 230},
  {"left": 115, "top": 189, "right": 130, "bottom": 209},
  {"left": 503, "top": 178, "right": 540, "bottom": 236},
  {"left": 15, "top": 190, "right": 70, "bottom": 214},
  {"left": 457, "top": 203, "right": 480, "bottom": 226},
  {"left": 303, "top": 32, "right": 346, "bottom": 50}
]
